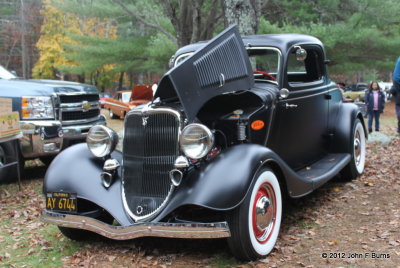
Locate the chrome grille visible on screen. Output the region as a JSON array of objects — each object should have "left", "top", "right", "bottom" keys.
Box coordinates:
[
  {"left": 58, "top": 94, "right": 100, "bottom": 124},
  {"left": 122, "top": 108, "right": 180, "bottom": 221}
]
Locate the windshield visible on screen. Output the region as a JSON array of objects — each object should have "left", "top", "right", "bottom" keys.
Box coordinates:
[
  {"left": 0, "top": 65, "right": 17, "bottom": 79},
  {"left": 174, "top": 47, "right": 280, "bottom": 84},
  {"left": 122, "top": 92, "right": 132, "bottom": 103}
]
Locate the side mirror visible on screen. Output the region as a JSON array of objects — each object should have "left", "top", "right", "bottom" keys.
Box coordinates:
[
  {"left": 279, "top": 88, "right": 290, "bottom": 99},
  {"left": 294, "top": 46, "right": 307, "bottom": 61}
]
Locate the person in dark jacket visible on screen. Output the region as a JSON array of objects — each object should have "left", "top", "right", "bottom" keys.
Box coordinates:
[
  {"left": 392, "top": 57, "right": 400, "bottom": 134},
  {"left": 390, "top": 84, "right": 400, "bottom": 134},
  {"left": 364, "top": 81, "right": 385, "bottom": 133}
]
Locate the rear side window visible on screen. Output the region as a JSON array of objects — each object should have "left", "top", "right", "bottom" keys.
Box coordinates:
[{"left": 287, "top": 46, "right": 324, "bottom": 87}]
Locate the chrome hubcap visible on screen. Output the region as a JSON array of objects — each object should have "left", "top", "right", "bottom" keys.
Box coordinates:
[
  {"left": 253, "top": 183, "right": 276, "bottom": 243},
  {"left": 354, "top": 130, "right": 361, "bottom": 165}
]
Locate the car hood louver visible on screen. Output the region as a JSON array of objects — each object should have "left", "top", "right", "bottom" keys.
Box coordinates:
[{"left": 154, "top": 25, "right": 254, "bottom": 122}]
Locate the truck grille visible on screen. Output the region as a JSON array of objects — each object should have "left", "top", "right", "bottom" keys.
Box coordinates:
[
  {"left": 122, "top": 108, "right": 180, "bottom": 221},
  {"left": 61, "top": 109, "right": 100, "bottom": 121},
  {"left": 59, "top": 94, "right": 99, "bottom": 103},
  {"left": 58, "top": 94, "right": 100, "bottom": 124}
]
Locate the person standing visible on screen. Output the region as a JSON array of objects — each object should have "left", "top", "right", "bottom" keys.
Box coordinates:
[
  {"left": 392, "top": 57, "right": 400, "bottom": 134},
  {"left": 365, "top": 81, "right": 385, "bottom": 133}
]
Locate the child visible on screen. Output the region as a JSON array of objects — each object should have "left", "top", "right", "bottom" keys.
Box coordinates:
[{"left": 364, "top": 81, "right": 385, "bottom": 133}]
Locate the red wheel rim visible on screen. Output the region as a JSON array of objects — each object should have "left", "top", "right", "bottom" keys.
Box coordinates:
[{"left": 252, "top": 182, "right": 277, "bottom": 244}]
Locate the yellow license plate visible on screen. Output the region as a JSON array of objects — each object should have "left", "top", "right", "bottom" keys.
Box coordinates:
[{"left": 46, "top": 192, "right": 77, "bottom": 213}]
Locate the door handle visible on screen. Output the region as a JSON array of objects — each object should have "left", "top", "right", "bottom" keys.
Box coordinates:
[{"left": 285, "top": 103, "right": 298, "bottom": 109}]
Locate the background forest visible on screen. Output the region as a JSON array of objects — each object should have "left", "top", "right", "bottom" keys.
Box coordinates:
[{"left": 1, "top": 0, "right": 399, "bottom": 91}]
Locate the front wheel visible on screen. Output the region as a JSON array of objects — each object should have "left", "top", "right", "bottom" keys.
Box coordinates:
[
  {"left": 340, "top": 118, "right": 366, "bottom": 181},
  {"left": 227, "top": 168, "right": 282, "bottom": 261},
  {"left": 109, "top": 109, "right": 118, "bottom": 119}
]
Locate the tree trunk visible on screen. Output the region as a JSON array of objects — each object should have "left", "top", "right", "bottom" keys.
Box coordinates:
[
  {"left": 118, "top": 72, "right": 124, "bottom": 89},
  {"left": 223, "top": 0, "right": 262, "bottom": 35},
  {"left": 160, "top": 0, "right": 223, "bottom": 46}
]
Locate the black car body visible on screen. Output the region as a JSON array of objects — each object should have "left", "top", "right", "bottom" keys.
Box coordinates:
[
  {"left": 0, "top": 65, "right": 106, "bottom": 180},
  {"left": 42, "top": 26, "right": 367, "bottom": 260}
]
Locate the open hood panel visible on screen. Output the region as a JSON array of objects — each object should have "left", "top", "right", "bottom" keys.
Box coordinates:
[{"left": 154, "top": 25, "right": 254, "bottom": 122}]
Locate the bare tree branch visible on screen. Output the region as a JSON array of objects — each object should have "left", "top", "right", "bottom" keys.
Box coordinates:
[{"left": 112, "top": 0, "right": 177, "bottom": 45}]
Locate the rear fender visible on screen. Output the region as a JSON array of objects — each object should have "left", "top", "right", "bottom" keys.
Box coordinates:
[
  {"left": 43, "top": 143, "right": 132, "bottom": 226},
  {"left": 332, "top": 103, "right": 367, "bottom": 153}
]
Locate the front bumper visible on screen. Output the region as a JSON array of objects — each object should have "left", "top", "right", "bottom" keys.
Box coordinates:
[
  {"left": 20, "top": 115, "right": 106, "bottom": 158},
  {"left": 41, "top": 210, "right": 230, "bottom": 240}
]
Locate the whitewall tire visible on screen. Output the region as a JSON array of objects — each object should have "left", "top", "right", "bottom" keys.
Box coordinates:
[{"left": 227, "top": 168, "right": 282, "bottom": 260}]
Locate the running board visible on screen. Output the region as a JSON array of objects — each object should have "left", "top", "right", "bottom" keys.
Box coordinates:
[{"left": 296, "top": 153, "right": 351, "bottom": 189}]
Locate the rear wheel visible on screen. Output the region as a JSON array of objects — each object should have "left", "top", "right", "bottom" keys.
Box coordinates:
[
  {"left": 227, "top": 168, "right": 282, "bottom": 261},
  {"left": 340, "top": 118, "right": 366, "bottom": 181}
]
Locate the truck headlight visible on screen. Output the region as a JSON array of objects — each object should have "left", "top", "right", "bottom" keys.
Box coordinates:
[
  {"left": 21, "top": 96, "right": 54, "bottom": 119},
  {"left": 179, "top": 123, "right": 214, "bottom": 159},
  {"left": 87, "top": 125, "right": 118, "bottom": 157}
]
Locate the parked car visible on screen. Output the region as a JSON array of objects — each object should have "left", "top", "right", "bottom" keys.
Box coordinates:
[
  {"left": 99, "top": 92, "right": 111, "bottom": 108},
  {"left": 0, "top": 65, "right": 106, "bottom": 173},
  {"left": 42, "top": 26, "right": 367, "bottom": 261},
  {"left": 103, "top": 84, "right": 153, "bottom": 119},
  {"left": 342, "top": 83, "right": 368, "bottom": 101},
  {"left": 378, "top": 81, "right": 392, "bottom": 100}
]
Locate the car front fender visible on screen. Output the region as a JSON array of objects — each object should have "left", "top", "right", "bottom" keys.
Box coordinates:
[
  {"left": 43, "top": 143, "right": 133, "bottom": 226},
  {"left": 153, "top": 144, "right": 313, "bottom": 221}
]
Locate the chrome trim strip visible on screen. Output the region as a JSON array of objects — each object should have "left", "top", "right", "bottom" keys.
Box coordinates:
[
  {"left": 104, "top": 101, "right": 130, "bottom": 109},
  {"left": 280, "top": 87, "right": 338, "bottom": 102},
  {"left": 42, "top": 210, "right": 230, "bottom": 240},
  {"left": 60, "top": 107, "right": 99, "bottom": 112},
  {"left": 60, "top": 101, "right": 99, "bottom": 109},
  {"left": 122, "top": 105, "right": 184, "bottom": 222}
]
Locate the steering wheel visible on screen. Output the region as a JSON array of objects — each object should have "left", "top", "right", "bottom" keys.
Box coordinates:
[{"left": 253, "top": 70, "right": 276, "bottom": 81}]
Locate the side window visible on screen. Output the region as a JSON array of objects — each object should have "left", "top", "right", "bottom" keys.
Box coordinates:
[{"left": 287, "top": 46, "right": 324, "bottom": 86}]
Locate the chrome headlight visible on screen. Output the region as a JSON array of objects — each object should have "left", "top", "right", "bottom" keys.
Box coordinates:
[
  {"left": 179, "top": 123, "right": 214, "bottom": 159},
  {"left": 21, "top": 96, "right": 54, "bottom": 119},
  {"left": 87, "top": 125, "right": 118, "bottom": 157}
]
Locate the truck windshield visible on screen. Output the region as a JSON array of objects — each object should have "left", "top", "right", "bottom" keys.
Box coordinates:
[{"left": 0, "top": 65, "right": 17, "bottom": 79}]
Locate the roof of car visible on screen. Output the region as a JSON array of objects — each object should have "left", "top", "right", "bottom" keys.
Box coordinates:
[{"left": 174, "top": 34, "right": 323, "bottom": 56}]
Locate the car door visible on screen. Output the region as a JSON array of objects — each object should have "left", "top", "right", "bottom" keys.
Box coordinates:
[{"left": 268, "top": 45, "right": 330, "bottom": 170}]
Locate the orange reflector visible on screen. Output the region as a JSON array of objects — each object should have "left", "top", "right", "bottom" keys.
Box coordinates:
[
  {"left": 22, "top": 110, "right": 30, "bottom": 118},
  {"left": 251, "top": 120, "right": 265, "bottom": 130},
  {"left": 22, "top": 98, "right": 29, "bottom": 107}
]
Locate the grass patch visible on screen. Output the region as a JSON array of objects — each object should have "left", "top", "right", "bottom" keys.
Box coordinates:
[
  {"left": 0, "top": 178, "right": 83, "bottom": 267},
  {"left": 209, "top": 253, "right": 239, "bottom": 267},
  {"left": 297, "top": 219, "right": 318, "bottom": 230}
]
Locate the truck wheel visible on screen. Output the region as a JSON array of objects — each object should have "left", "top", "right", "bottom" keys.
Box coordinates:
[
  {"left": 0, "top": 142, "right": 17, "bottom": 182},
  {"left": 40, "top": 156, "right": 55, "bottom": 167},
  {"left": 227, "top": 168, "right": 282, "bottom": 261},
  {"left": 340, "top": 118, "right": 366, "bottom": 181},
  {"left": 109, "top": 109, "right": 118, "bottom": 119}
]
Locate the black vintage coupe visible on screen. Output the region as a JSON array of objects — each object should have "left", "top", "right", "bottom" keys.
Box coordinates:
[{"left": 42, "top": 26, "right": 367, "bottom": 261}]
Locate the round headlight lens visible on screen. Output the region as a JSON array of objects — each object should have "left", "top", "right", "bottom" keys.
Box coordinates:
[
  {"left": 180, "top": 123, "right": 214, "bottom": 159},
  {"left": 87, "top": 125, "right": 118, "bottom": 157}
]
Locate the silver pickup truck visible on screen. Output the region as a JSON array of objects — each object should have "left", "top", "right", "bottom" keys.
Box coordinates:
[{"left": 0, "top": 65, "right": 106, "bottom": 180}]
